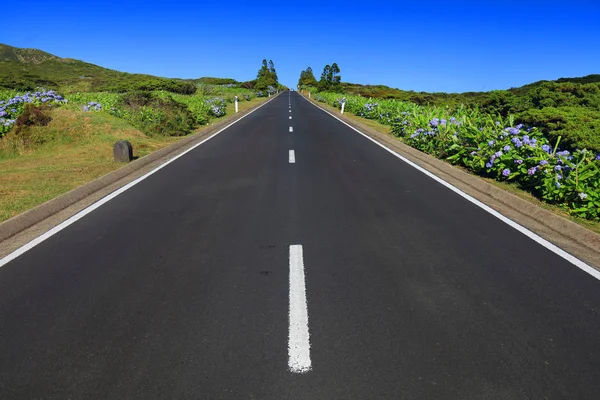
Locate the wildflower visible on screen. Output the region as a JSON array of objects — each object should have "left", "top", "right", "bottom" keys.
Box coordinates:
[
  {"left": 430, "top": 118, "right": 439, "bottom": 127},
  {"left": 527, "top": 167, "right": 537, "bottom": 175},
  {"left": 514, "top": 159, "right": 523, "bottom": 164},
  {"left": 555, "top": 182, "right": 561, "bottom": 189},
  {"left": 440, "top": 119, "right": 447, "bottom": 126},
  {"left": 539, "top": 160, "right": 548, "bottom": 166},
  {"left": 516, "top": 124, "right": 524, "bottom": 129},
  {"left": 486, "top": 162, "right": 493, "bottom": 168},
  {"left": 579, "top": 193, "right": 588, "bottom": 200},
  {"left": 507, "top": 127, "right": 520, "bottom": 135},
  {"left": 596, "top": 154, "right": 600, "bottom": 161},
  {"left": 542, "top": 144, "right": 552, "bottom": 153},
  {"left": 556, "top": 174, "right": 562, "bottom": 180},
  {"left": 488, "top": 140, "right": 495, "bottom": 147},
  {"left": 494, "top": 151, "right": 503, "bottom": 158},
  {"left": 554, "top": 165, "right": 562, "bottom": 171},
  {"left": 495, "top": 121, "right": 501, "bottom": 126},
  {"left": 503, "top": 145, "right": 511, "bottom": 152},
  {"left": 502, "top": 169, "right": 510, "bottom": 177}
]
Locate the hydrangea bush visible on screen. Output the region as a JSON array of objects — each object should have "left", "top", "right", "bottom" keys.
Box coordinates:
[
  {"left": 204, "top": 97, "right": 226, "bottom": 117},
  {"left": 314, "top": 92, "right": 600, "bottom": 220},
  {"left": 0, "top": 90, "right": 66, "bottom": 135}
]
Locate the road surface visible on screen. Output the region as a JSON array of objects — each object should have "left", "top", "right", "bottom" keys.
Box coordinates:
[{"left": 1, "top": 92, "right": 599, "bottom": 399}]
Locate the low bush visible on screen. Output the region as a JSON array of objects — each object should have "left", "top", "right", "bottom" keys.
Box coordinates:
[{"left": 116, "top": 91, "right": 195, "bottom": 137}]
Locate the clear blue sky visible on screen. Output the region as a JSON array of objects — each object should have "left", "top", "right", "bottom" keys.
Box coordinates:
[{"left": 2, "top": 0, "right": 599, "bottom": 93}]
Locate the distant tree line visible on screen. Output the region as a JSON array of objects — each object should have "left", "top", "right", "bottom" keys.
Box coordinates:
[{"left": 297, "top": 63, "right": 342, "bottom": 92}]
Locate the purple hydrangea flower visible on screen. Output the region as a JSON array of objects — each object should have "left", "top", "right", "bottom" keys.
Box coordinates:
[
  {"left": 502, "top": 169, "right": 510, "bottom": 177},
  {"left": 486, "top": 162, "right": 493, "bottom": 168},
  {"left": 488, "top": 140, "right": 495, "bottom": 147},
  {"left": 542, "top": 144, "right": 552, "bottom": 153},
  {"left": 527, "top": 167, "right": 537, "bottom": 175},
  {"left": 503, "top": 145, "right": 511, "bottom": 152},
  {"left": 514, "top": 159, "right": 523, "bottom": 165},
  {"left": 516, "top": 124, "right": 524, "bottom": 129},
  {"left": 539, "top": 160, "right": 549, "bottom": 166},
  {"left": 554, "top": 165, "right": 562, "bottom": 171}
]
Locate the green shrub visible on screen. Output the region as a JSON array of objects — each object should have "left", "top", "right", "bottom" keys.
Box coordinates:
[
  {"left": 116, "top": 91, "right": 195, "bottom": 137},
  {"left": 516, "top": 107, "right": 600, "bottom": 152}
]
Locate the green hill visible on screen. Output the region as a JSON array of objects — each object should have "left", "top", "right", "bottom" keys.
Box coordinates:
[
  {"left": 0, "top": 44, "right": 59, "bottom": 64},
  {"left": 0, "top": 43, "right": 239, "bottom": 94}
]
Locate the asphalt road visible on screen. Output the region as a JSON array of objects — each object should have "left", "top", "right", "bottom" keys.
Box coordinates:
[{"left": 1, "top": 92, "right": 600, "bottom": 399}]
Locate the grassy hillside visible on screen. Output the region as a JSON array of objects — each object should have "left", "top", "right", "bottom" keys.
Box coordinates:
[
  {"left": 0, "top": 43, "right": 277, "bottom": 221},
  {"left": 0, "top": 43, "right": 199, "bottom": 94}
]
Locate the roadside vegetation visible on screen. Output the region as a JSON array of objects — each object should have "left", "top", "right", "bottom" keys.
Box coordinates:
[
  {"left": 299, "top": 65, "right": 600, "bottom": 222},
  {"left": 0, "top": 43, "right": 288, "bottom": 222}
]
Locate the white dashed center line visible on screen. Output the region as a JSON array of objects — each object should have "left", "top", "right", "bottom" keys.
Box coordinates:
[{"left": 288, "top": 245, "right": 311, "bottom": 373}]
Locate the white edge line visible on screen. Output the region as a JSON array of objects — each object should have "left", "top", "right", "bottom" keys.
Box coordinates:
[
  {"left": 302, "top": 95, "right": 600, "bottom": 281},
  {"left": 289, "top": 244, "right": 311, "bottom": 373},
  {"left": 0, "top": 96, "right": 279, "bottom": 268}
]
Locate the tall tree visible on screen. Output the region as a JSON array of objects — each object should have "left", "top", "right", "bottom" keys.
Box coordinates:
[
  {"left": 255, "top": 59, "right": 279, "bottom": 92},
  {"left": 268, "top": 60, "right": 278, "bottom": 83},
  {"left": 318, "top": 63, "right": 342, "bottom": 92},
  {"left": 297, "top": 66, "right": 318, "bottom": 88},
  {"left": 330, "top": 63, "right": 342, "bottom": 91},
  {"left": 318, "top": 64, "right": 331, "bottom": 92}
]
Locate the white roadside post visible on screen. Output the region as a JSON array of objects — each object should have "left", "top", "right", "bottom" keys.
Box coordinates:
[
  {"left": 308, "top": 92, "right": 311, "bottom": 99},
  {"left": 235, "top": 96, "right": 239, "bottom": 113},
  {"left": 341, "top": 97, "right": 346, "bottom": 114}
]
